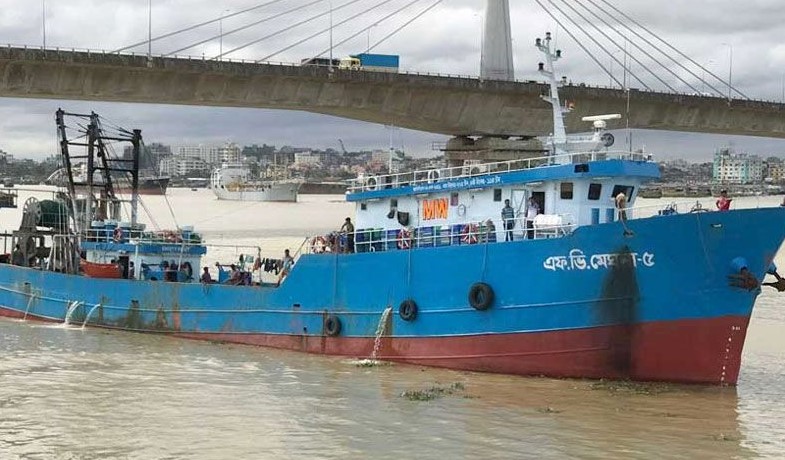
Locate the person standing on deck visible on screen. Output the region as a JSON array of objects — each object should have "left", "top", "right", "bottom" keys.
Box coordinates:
[
  {"left": 525, "top": 197, "right": 539, "bottom": 240},
  {"left": 277, "top": 249, "right": 294, "bottom": 287},
  {"left": 716, "top": 190, "right": 732, "bottom": 211},
  {"left": 501, "top": 199, "right": 515, "bottom": 241},
  {"left": 200, "top": 267, "right": 213, "bottom": 283},
  {"left": 615, "top": 192, "right": 633, "bottom": 236},
  {"left": 11, "top": 244, "right": 25, "bottom": 266},
  {"left": 340, "top": 217, "right": 355, "bottom": 253}
]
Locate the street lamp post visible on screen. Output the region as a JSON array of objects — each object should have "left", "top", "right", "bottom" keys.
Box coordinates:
[
  {"left": 387, "top": 125, "right": 395, "bottom": 173},
  {"left": 609, "top": 49, "right": 622, "bottom": 88},
  {"left": 328, "top": 0, "right": 333, "bottom": 69},
  {"left": 701, "top": 60, "right": 714, "bottom": 95},
  {"left": 219, "top": 9, "right": 230, "bottom": 60},
  {"left": 42, "top": 0, "right": 46, "bottom": 49},
  {"left": 722, "top": 43, "right": 733, "bottom": 102},
  {"left": 148, "top": 0, "right": 152, "bottom": 58},
  {"left": 367, "top": 24, "right": 378, "bottom": 54}
]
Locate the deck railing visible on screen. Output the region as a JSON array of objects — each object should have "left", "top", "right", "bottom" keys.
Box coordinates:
[
  {"left": 305, "top": 213, "right": 576, "bottom": 255},
  {"left": 347, "top": 150, "right": 652, "bottom": 194},
  {"left": 305, "top": 198, "right": 743, "bottom": 256}
]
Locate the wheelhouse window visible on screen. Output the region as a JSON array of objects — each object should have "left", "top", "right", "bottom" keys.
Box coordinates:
[
  {"left": 493, "top": 189, "right": 502, "bottom": 202},
  {"left": 611, "top": 185, "right": 635, "bottom": 199},
  {"left": 560, "top": 182, "right": 574, "bottom": 200},
  {"left": 360, "top": 203, "right": 367, "bottom": 211},
  {"left": 588, "top": 183, "right": 602, "bottom": 201}
]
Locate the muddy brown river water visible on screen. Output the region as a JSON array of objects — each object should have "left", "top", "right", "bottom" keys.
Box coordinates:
[{"left": 0, "top": 189, "right": 783, "bottom": 459}]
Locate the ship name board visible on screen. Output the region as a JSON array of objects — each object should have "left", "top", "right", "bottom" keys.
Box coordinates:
[
  {"left": 422, "top": 198, "right": 449, "bottom": 220},
  {"left": 412, "top": 175, "right": 503, "bottom": 194},
  {"left": 543, "top": 249, "right": 655, "bottom": 272}
]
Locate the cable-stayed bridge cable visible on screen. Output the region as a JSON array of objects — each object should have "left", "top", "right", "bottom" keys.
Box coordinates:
[
  {"left": 219, "top": 0, "right": 366, "bottom": 59},
  {"left": 565, "top": 0, "right": 701, "bottom": 95},
  {"left": 580, "top": 0, "right": 726, "bottom": 97},
  {"left": 533, "top": 0, "right": 624, "bottom": 89},
  {"left": 596, "top": 0, "right": 749, "bottom": 100},
  {"left": 301, "top": 0, "right": 423, "bottom": 65},
  {"left": 552, "top": 0, "right": 672, "bottom": 92},
  {"left": 168, "top": 0, "right": 324, "bottom": 57},
  {"left": 366, "top": 0, "right": 443, "bottom": 54},
  {"left": 539, "top": 0, "right": 647, "bottom": 90},
  {"left": 113, "top": 0, "right": 292, "bottom": 53},
  {"left": 257, "top": 0, "right": 400, "bottom": 62}
]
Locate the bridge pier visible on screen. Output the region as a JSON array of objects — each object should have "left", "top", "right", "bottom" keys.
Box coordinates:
[{"left": 440, "top": 136, "right": 545, "bottom": 168}]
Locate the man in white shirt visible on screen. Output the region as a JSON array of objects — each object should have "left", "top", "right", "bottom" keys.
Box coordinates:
[{"left": 525, "top": 197, "right": 540, "bottom": 240}]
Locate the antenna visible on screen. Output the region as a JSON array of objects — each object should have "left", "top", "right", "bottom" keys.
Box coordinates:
[{"left": 536, "top": 31, "right": 568, "bottom": 160}]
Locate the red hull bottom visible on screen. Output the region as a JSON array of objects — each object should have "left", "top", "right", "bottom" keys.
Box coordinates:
[{"left": 0, "top": 308, "right": 749, "bottom": 385}]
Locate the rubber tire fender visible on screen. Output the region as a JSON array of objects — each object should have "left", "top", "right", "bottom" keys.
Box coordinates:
[
  {"left": 399, "top": 299, "right": 418, "bottom": 322},
  {"left": 468, "top": 282, "right": 494, "bottom": 311},
  {"left": 324, "top": 315, "right": 342, "bottom": 336}
]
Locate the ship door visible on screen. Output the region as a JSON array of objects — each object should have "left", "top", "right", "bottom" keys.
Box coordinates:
[
  {"left": 531, "top": 192, "right": 545, "bottom": 215},
  {"left": 118, "top": 255, "right": 130, "bottom": 279}
]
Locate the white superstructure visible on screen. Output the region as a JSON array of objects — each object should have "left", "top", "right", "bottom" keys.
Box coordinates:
[{"left": 210, "top": 161, "right": 300, "bottom": 202}]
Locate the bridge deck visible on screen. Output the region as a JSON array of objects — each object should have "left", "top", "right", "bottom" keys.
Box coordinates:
[{"left": 1, "top": 46, "right": 784, "bottom": 138}]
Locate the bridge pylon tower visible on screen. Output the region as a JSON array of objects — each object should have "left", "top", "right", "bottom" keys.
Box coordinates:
[{"left": 481, "top": 0, "right": 514, "bottom": 81}]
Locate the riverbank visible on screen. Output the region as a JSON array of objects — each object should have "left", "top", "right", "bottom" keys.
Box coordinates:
[{"left": 641, "top": 183, "right": 785, "bottom": 199}]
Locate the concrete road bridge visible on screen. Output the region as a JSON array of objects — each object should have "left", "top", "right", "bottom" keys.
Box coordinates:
[{"left": 1, "top": 47, "right": 784, "bottom": 140}]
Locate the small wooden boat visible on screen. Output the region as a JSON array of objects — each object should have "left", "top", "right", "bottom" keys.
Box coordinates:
[{"left": 80, "top": 259, "right": 122, "bottom": 279}]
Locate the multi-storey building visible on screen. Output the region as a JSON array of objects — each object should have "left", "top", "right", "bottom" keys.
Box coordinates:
[
  {"left": 713, "top": 148, "right": 763, "bottom": 184},
  {"left": 176, "top": 145, "right": 222, "bottom": 166},
  {"left": 159, "top": 156, "right": 210, "bottom": 177}
]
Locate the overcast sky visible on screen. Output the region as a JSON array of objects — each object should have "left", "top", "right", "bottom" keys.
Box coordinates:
[{"left": 1, "top": 0, "right": 785, "bottom": 161}]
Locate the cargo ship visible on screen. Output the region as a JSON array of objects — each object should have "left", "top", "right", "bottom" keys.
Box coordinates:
[
  {"left": 46, "top": 162, "right": 169, "bottom": 195},
  {"left": 1, "top": 35, "right": 784, "bottom": 385},
  {"left": 210, "top": 161, "right": 300, "bottom": 202}
]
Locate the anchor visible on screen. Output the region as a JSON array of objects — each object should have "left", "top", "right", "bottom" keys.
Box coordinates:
[{"left": 728, "top": 269, "right": 759, "bottom": 291}]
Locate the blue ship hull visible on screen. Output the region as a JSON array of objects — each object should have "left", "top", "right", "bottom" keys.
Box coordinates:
[{"left": 2, "top": 208, "right": 784, "bottom": 384}]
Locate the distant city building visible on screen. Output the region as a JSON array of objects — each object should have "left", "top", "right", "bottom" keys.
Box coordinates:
[
  {"left": 765, "top": 157, "right": 785, "bottom": 183},
  {"left": 713, "top": 148, "right": 763, "bottom": 184},
  {"left": 368, "top": 150, "right": 391, "bottom": 173},
  {"left": 0, "top": 149, "right": 15, "bottom": 165},
  {"left": 292, "top": 151, "right": 321, "bottom": 168},
  {"left": 124, "top": 142, "right": 172, "bottom": 172},
  {"left": 160, "top": 156, "right": 210, "bottom": 177},
  {"left": 176, "top": 145, "right": 222, "bottom": 166},
  {"left": 218, "top": 143, "right": 242, "bottom": 163},
  {"left": 661, "top": 159, "right": 690, "bottom": 171}
]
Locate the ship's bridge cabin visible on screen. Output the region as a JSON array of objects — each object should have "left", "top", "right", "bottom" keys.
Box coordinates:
[{"left": 341, "top": 151, "right": 659, "bottom": 251}]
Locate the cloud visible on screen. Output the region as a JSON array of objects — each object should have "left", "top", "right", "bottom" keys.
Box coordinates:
[{"left": 1, "top": 0, "right": 785, "bottom": 160}]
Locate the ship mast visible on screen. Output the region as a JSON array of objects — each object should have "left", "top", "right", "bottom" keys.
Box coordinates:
[
  {"left": 536, "top": 32, "right": 570, "bottom": 162},
  {"left": 54, "top": 110, "right": 143, "bottom": 234}
]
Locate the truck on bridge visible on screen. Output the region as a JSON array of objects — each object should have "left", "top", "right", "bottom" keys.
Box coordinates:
[
  {"left": 300, "top": 57, "right": 340, "bottom": 68},
  {"left": 339, "top": 53, "right": 399, "bottom": 73}
]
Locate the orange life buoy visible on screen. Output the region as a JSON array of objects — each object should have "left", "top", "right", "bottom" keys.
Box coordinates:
[
  {"left": 113, "top": 227, "right": 123, "bottom": 243},
  {"left": 397, "top": 229, "right": 412, "bottom": 249},
  {"left": 461, "top": 224, "right": 479, "bottom": 244}
]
